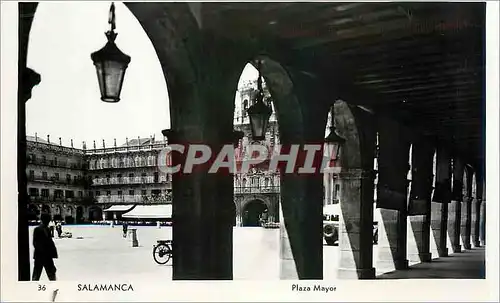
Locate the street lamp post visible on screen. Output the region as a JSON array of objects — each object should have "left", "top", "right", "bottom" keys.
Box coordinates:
[
  {"left": 91, "top": 2, "right": 131, "bottom": 103},
  {"left": 324, "top": 106, "right": 346, "bottom": 170},
  {"left": 247, "top": 60, "right": 272, "bottom": 141}
]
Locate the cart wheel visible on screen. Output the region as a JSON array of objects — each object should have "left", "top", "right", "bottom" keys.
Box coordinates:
[{"left": 153, "top": 244, "right": 172, "bottom": 265}]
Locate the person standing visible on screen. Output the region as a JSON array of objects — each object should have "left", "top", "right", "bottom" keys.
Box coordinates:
[
  {"left": 55, "top": 221, "right": 62, "bottom": 238},
  {"left": 48, "top": 219, "right": 55, "bottom": 238},
  {"left": 32, "top": 213, "right": 58, "bottom": 281}
]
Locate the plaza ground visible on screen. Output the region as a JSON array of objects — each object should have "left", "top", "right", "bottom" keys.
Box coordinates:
[{"left": 29, "top": 225, "right": 484, "bottom": 281}]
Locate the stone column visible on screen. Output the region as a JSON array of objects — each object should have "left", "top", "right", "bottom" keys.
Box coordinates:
[
  {"left": 461, "top": 197, "right": 473, "bottom": 249},
  {"left": 480, "top": 200, "right": 486, "bottom": 245},
  {"left": 335, "top": 103, "right": 376, "bottom": 279},
  {"left": 460, "top": 168, "right": 473, "bottom": 250},
  {"left": 407, "top": 138, "right": 434, "bottom": 263},
  {"left": 472, "top": 175, "right": 483, "bottom": 248},
  {"left": 338, "top": 169, "right": 376, "bottom": 279},
  {"left": 375, "top": 117, "right": 410, "bottom": 272},
  {"left": 448, "top": 158, "right": 464, "bottom": 253},
  {"left": 165, "top": 129, "right": 235, "bottom": 280},
  {"left": 18, "top": 2, "right": 41, "bottom": 281},
  {"left": 472, "top": 199, "right": 482, "bottom": 248},
  {"left": 430, "top": 147, "right": 451, "bottom": 257}
]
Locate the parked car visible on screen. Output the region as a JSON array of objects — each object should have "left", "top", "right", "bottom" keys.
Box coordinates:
[{"left": 323, "top": 204, "right": 379, "bottom": 246}]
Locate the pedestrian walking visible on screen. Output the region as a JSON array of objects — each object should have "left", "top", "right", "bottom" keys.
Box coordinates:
[
  {"left": 32, "top": 213, "right": 58, "bottom": 281},
  {"left": 122, "top": 222, "right": 128, "bottom": 238},
  {"left": 55, "top": 222, "right": 62, "bottom": 238}
]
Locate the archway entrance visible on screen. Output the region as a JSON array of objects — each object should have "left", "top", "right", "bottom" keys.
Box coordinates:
[
  {"left": 76, "top": 206, "right": 83, "bottom": 224},
  {"left": 242, "top": 200, "right": 268, "bottom": 227},
  {"left": 27, "top": 204, "right": 39, "bottom": 221},
  {"left": 53, "top": 205, "right": 63, "bottom": 221},
  {"left": 41, "top": 204, "right": 51, "bottom": 216},
  {"left": 88, "top": 206, "right": 103, "bottom": 221}
]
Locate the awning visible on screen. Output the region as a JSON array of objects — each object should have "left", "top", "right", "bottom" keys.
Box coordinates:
[
  {"left": 122, "top": 204, "right": 172, "bottom": 219},
  {"left": 103, "top": 205, "right": 135, "bottom": 212}
]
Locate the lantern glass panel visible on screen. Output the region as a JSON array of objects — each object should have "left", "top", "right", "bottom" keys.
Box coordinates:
[{"left": 94, "top": 60, "right": 127, "bottom": 102}]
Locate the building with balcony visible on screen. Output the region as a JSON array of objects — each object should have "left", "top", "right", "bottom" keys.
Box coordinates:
[{"left": 25, "top": 135, "right": 172, "bottom": 223}]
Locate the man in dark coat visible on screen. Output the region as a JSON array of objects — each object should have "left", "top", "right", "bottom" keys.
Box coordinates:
[{"left": 32, "top": 213, "right": 58, "bottom": 281}]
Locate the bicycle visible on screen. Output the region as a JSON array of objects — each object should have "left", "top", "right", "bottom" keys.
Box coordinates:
[{"left": 153, "top": 240, "right": 173, "bottom": 265}]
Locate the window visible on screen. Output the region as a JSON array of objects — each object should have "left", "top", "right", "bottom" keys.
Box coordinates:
[
  {"left": 41, "top": 189, "right": 49, "bottom": 197},
  {"left": 54, "top": 190, "right": 63, "bottom": 198},
  {"left": 106, "top": 191, "right": 111, "bottom": 196},
  {"left": 54, "top": 173, "right": 59, "bottom": 180},
  {"left": 31, "top": 154, "right": 37, "bottom": 162},
  {"left": 54, "top": 157, "right": 58, "bottom": 165},
  {"left": 64, "top": 190, "right": 74, "bottom": 198},
  {"left": 89, "top": 191, "right": 94, "bottom": 197},
  {"left": 141, "top": 190, "right": 147, "bottom": 196},
  {"left": 117, "top": 174, "right": 122, "bottom": 183},
  {"left": 29, "top": 188, "right": 39, "bottom": 196},
  {"left": 118, "top": 190, "right": 123, "bottom": 196},
  {"left": 154, "top": 172, "right": 159, "bottom": 183},
  {"left": 29, "top": 170, "right": 35, "bottom": 180},
  {"left": 78, "top": 191, "right": 83, "bottom": 197},
  {"left": 243, "top": 99, "right": 248, "bottom": 116},
  {"left": 152, "top": 189, "right": 161, "bottom": 196},
  {"left": 96, "top": 191, "right": 101, "bottom": 196},
  {"left": 66, "top": 174, "right": 71, "bottom": 182},
  {"left": 252, "top": 177, "right": 259, "bottom": 187},
  {"left": 129, "top": 173, "right": 134, "bottom": 178},
  {"left": 42, "top": 172, "right": 48, "bottom": 180},
  {"left": 141, "top": 173, "right": 147, "bottom": 183},
  {"left": 129, "top": 190, "right": 135, "bottom": 196},
  {"left": 41, "top": 156, "right": 46, "bottom": 164}
]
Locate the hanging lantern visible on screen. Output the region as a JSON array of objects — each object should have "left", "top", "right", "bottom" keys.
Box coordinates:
[
  {"left": 91, "top": 2, "right": 131, "bottom": 103},
  {"left": 247, "top": 60, "right": 272, "bottom": 141},
  {"left": 324, "top": 107, "right": 346, "bottom": 167}
]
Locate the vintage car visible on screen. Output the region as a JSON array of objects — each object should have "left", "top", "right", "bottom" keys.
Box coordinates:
[{"left": 323, "top": 204, "right": 379, "bottom": 246}]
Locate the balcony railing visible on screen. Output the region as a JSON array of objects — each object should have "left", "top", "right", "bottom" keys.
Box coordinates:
[
  {"left": 95, "top": 194, "right": 172, "bottom": 204},
  {"left": 88, "top": 162, "right": 158, "bottom": 171},
  {"left": 26, "top": 158, "right": 87, "bottom": 170},
  {"left": 28, "top": 195, "right": 93, "bottom": 203},
  {"left": 84, "top": 142, "right": 169, "bottom": 156},
  {"left": 234, "top": 186, "right": 280, "bottom": 194},
  {"left": 27, "top": 175, "right": 89, "bottom": 186},
  {"left": 91, "top": 177, "right": 170, "bottom": 186}
]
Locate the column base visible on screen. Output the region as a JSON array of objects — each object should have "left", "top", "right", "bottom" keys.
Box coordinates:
[
  {"left": 463, "top": 242, "right": 472, "bottom": 250},
  {"left": 438, "top": 248, "right": 449, "bottom": 257},
  {"left": 419, "top": 252, "right": 432, "bottom": 262},
  {"left": 452, "top": 244, "right": 462, "bottom": 253},
  {"left": 473, "top": 240, "right": 481, "bottom": 248},
  {"left": 408, "top": 252, "right": 432, "bottom": 263},
  {"left": 376, "top": 259, "right": 409, "bottom": 270},
  {"left": 337, "top": 268, "right": 376, "bottom": 280}
]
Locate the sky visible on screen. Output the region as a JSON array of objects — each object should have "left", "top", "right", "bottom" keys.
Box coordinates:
[{"left": 26, "top": 2, "right": 258, "bottom": 148}]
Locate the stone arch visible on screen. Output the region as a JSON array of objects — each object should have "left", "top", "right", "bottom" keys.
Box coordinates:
[
  {"left": 88, "top": 205, "right": 103, "bottom": 222},
  {"left": 76, "top": 206, "right": 84, "bottom": 224},
  {"left": 27, "top": 204, "right": 40, "bottom": 221},
  {"left": 41, "top": 204, "right": 51, "bottom": 215},
  {"left": 249, "top": 55, "right": 305, "bottom": 145},
  {"left": 53, "top": 205, "right": 63, "bottom": 221},
  {"left": 241, "top": 198, "right": 270, "bottom": 227}
]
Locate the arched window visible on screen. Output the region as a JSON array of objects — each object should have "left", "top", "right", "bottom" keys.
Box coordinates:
[{"left": 242, "top": 178, "right": 247, "bottom": 187}]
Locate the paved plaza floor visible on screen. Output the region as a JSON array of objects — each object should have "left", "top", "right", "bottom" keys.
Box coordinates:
[{"left": 28, "top": 225, "right": 484, "bottom": 281}]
